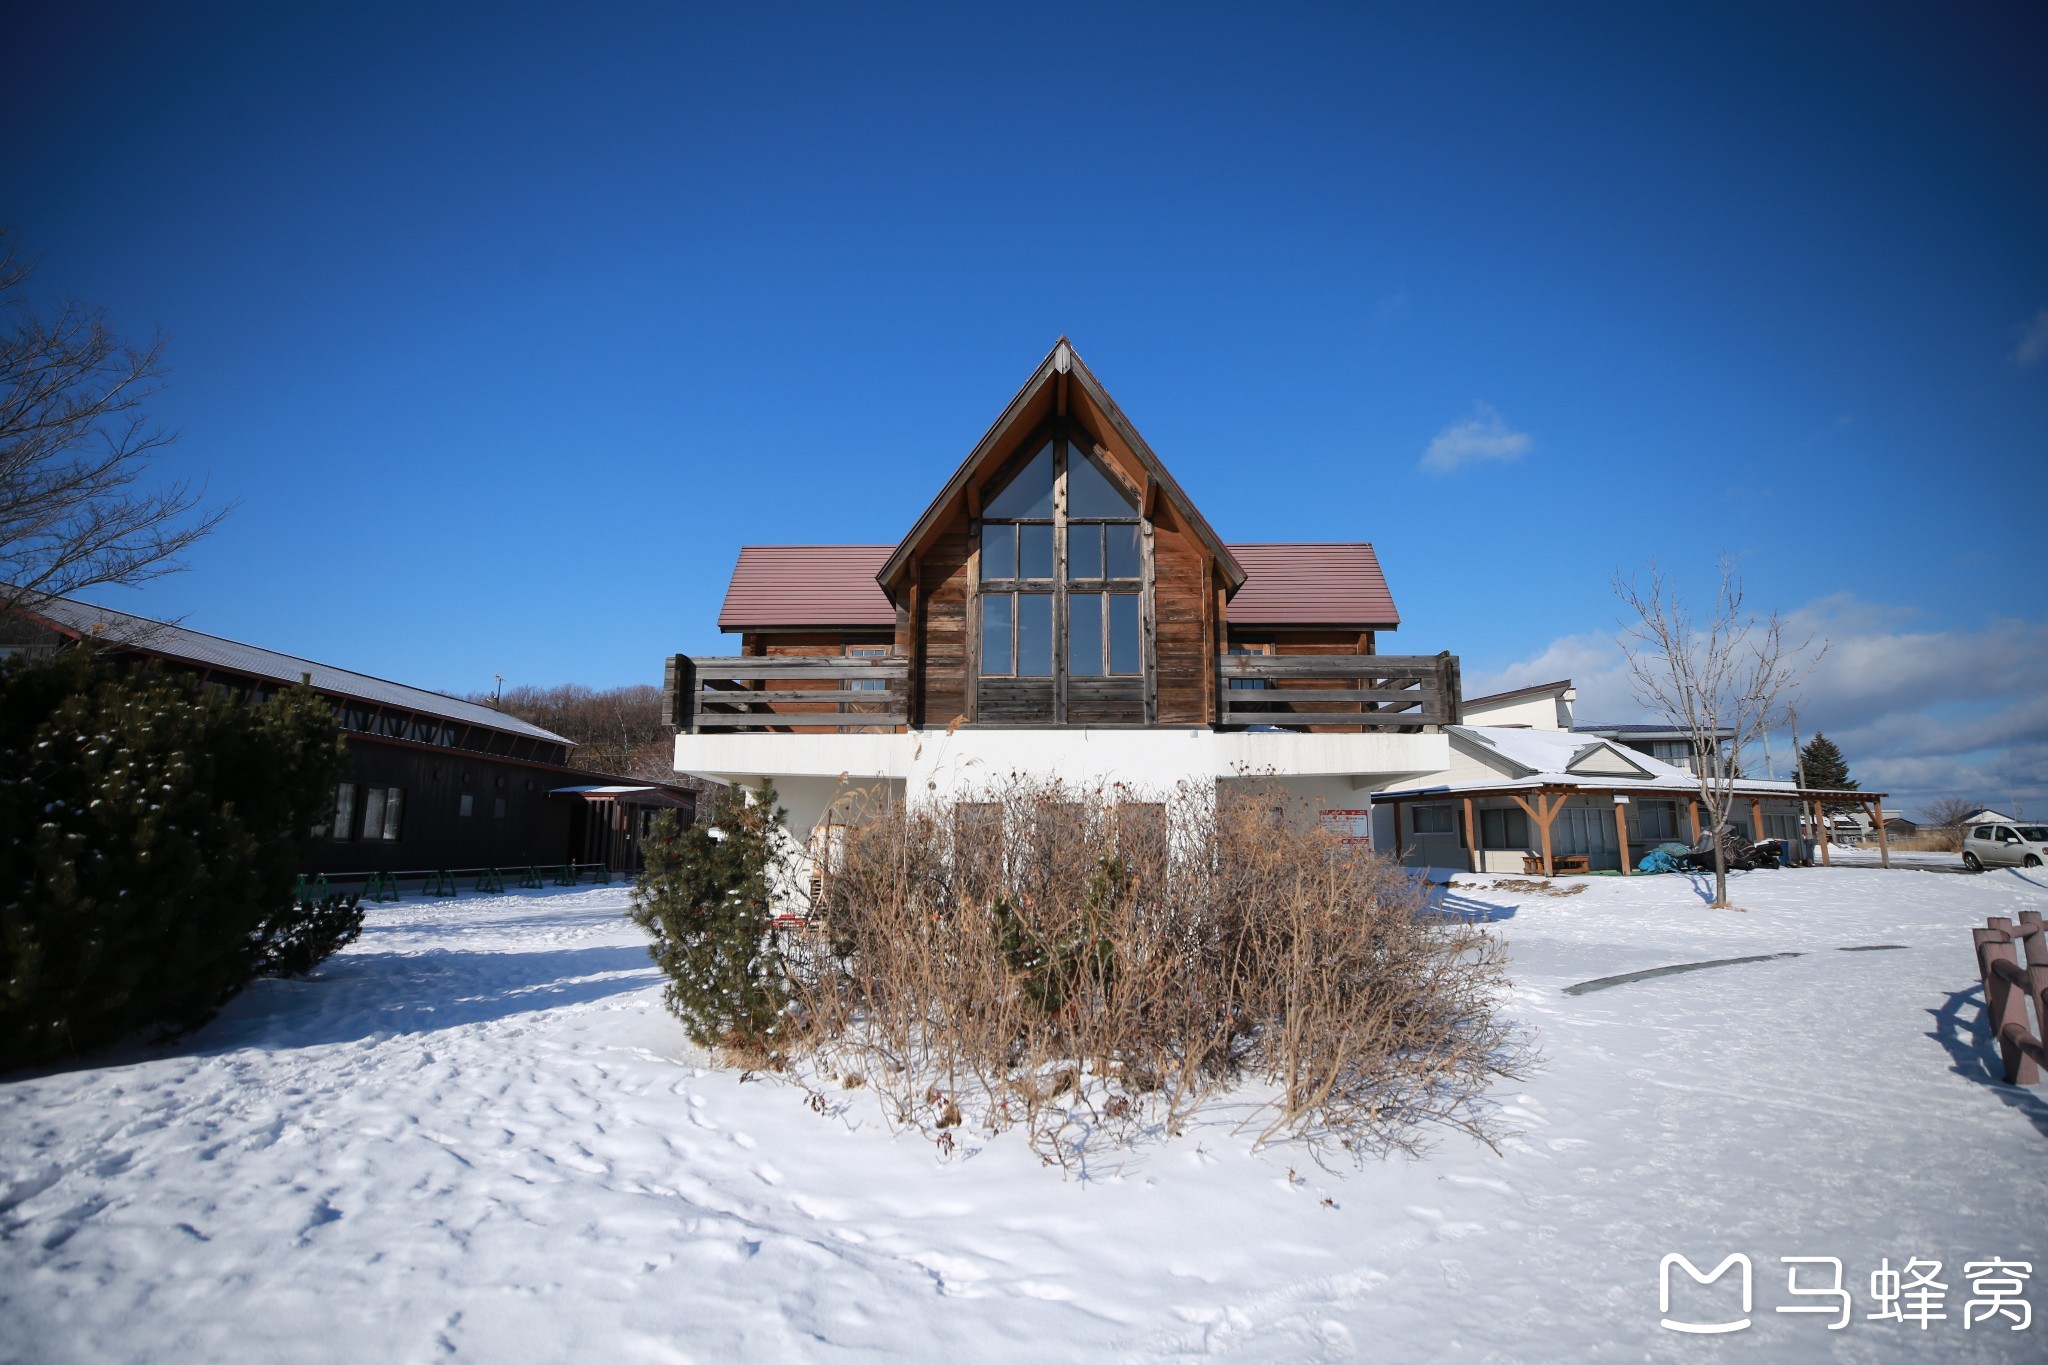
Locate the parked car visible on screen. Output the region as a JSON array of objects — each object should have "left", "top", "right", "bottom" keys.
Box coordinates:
[{"left": 1962, "top": 823, "right": 2048, "bottom": 871}]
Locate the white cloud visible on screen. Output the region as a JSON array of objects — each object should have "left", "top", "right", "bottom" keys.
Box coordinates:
[
  {"left": 1420, "top": 402, "right": 1531, "bottom": 474},
  {"left": 1466, "top": 597, "right": 2048, "bottom": 815},
  {"left": 2015, "top": 305, "right": 2048, "bottom": 368}
]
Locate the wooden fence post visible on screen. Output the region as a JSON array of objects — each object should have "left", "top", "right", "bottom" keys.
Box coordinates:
[{"left": 1981, "top": 917, "right": 2041, "bottom": 1085}]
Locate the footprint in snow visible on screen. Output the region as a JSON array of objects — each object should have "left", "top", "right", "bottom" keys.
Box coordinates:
[
  {"left": 729, "top": 1131, "right": 757, "bottom": 1150},
  {"left": 752, "top": 1163, "right": 783, "bottom": 1186}
]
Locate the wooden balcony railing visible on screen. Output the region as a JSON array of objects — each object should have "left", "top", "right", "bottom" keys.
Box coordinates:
[
  {"left": 666, "top": 655, "right": 909, "bottom": 734},
  {"left": 1216, "top": 651, "right": 1462, "bottom": 732},
  {"left": 664, "top": 650, "right": 1461, "bottom": 735}
]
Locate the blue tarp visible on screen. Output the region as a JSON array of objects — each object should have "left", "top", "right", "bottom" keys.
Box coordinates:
[{"left": 1637, "top": 842, "right": 1694, "bottom": 874}]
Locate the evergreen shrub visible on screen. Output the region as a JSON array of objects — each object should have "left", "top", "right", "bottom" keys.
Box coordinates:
[
  {"left": 630, "top": 781, "right": 793, "bottom": 1058},
  {"left": 0, "top": 650, "right": 351, "bottom": 1069}
]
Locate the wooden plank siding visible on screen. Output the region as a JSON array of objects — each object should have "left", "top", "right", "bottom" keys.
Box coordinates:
[{"left": 919, "top": 525, "right": 973, "bottom": 727}]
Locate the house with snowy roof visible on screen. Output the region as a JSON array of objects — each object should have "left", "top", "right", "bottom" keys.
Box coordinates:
[
  {"left": 1369, "top": 697, "right": 1890, "bottom": 874},
  {"left": 665, "top": 339, "right": 1463, "bottom": 855}
]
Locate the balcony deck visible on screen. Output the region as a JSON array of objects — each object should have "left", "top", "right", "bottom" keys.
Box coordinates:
[{"left": 663, "top": 652, "right": 1462, "bottom": 735}]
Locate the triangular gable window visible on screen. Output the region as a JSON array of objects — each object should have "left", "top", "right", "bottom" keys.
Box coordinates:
[
  {"left": 983, "top": 441, "right": 1054, "bottom": 518},
  {"left": 1066, "top": 450, "right": 1136, "bottom": 518}
]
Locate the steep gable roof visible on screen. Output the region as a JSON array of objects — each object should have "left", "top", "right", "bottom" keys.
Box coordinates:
[{"left": 877, "top": 339, "right": 1245, "bottom": 595}]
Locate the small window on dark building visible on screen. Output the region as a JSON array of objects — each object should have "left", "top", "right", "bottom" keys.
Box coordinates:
[
  {"left": 459, "top": 793, "right": 474, "bottom": 818},
  {"left": 329, "top": 783, "right": 358, "bottom": 841},
  {"left": 360, "top": 787, "right": 405, "bottom": 841},
  {"left": 493, "top": 797, "right": 507, "bottom": 819}
]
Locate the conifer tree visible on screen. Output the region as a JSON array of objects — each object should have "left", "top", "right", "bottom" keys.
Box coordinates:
[
  {"left": 630, "top": 782, "right": 793, "bottom": 1057},
  {"left": 1798, "top": 733, "right": 1858, "bottom": 810},
  {"left": 1, "top": 651, "right": 350, "bottom": 1068}
]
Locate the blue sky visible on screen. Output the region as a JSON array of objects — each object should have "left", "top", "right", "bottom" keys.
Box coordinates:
[{"left": 5, "top": 3, "right": 2044, "bottom": 809}]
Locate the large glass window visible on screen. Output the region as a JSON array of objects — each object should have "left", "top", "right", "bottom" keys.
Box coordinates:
[
  {"left": 980, "top": 432, "right": 1143, "bottom": 690},
  {"left": 980, "top": 442, "right": 1057, "bottom": 678}
]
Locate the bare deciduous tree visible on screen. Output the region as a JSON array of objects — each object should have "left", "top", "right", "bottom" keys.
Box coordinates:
[
  {"left": 0, "top": 231, "right": 227, "bottom": 617},
  {"left": 1612, "top": 558, "right": 1820, "bottom": 908},
  {"left": 1919, "top": 795, "right": 1982, "bottom": 852}
]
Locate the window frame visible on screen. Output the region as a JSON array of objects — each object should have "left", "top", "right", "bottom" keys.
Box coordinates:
[{"left": 974, "top": 425, "right": 1146, "bottom": 698}]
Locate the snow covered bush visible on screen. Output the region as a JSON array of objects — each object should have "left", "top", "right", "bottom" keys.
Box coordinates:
[
  {"left": 630, "top": 781, "right": 795, "bottom": 1059},
  {"left": 0, "top": 650, "right": 349, "bottom": 1070},
  {"left": 793, "top": 778, "right": 1523, "bottom": 1166}
]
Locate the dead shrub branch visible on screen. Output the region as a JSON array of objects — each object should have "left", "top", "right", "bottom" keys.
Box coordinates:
[{"left": 777, "top": 776, "right": 1527, "bottom": 1168}]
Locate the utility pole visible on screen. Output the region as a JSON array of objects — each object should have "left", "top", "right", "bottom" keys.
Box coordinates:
[
  {"left": 1791, "top": 704, "right": 1806, "bottom": 790},
  {"left": 493, "top": 672, "right": 505, "bottom": 706}
]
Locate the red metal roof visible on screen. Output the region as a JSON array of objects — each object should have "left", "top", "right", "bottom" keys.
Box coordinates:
[
  {"left": 1224, "top": 543, "right": 1399, "bottom": 627},
  {"left": 717, "top": 546, "right": 897, "bottom": 630},
  {"left": 716, "top": 541, "right": 1398, "bottom": 631}
]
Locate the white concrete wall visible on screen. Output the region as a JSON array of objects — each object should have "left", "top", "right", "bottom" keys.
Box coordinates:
[
  {"left": 674, "top": 726, "right": 1450, "bottom": 863},
  {"left": 1461, "top": 687, "right": 1574, "bottom": 731}
]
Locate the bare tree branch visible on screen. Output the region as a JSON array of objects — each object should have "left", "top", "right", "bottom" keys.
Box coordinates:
[
  {"left": 0, "top": 228, "right": 229, "bottom": 617},
  {"left": 1611, "top": 557, "right": 1824, "bottom": 907}
]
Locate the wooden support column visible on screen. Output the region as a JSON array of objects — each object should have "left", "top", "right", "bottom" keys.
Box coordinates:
[
  {"left": 1816, "top": 799, "right": 1831, "bottom": 866},
  {"left": 1509, "top": 791, "right": 1560, "bottom": 877},
  {"left": 1463, "top": 795, "right": 1480, "bottom": 873},
  {"left": 1392, "top": 799, "right": 1405, "bottom": 862},
  {"left": 1614, "top": 796, "right": 1632, "bottom": 876},
  {"left": 1749, "top": 796, "right": 1764, "bottom": 845},
  {"left": 1688, "top": 799, "right": 1702, "bottom": 845},
  {"left": 1872, "top": 797, "right": 1892, "bottom": 869},
  {"left": 1538, "top": 792, "right": 1557, "bottom": 876}
]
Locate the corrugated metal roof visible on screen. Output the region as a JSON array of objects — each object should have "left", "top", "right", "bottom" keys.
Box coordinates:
[
  {"left": 717, "top": 546, "right": 897, "bottom": 630},
  {"left": 24, "top": 596, "right": 571, "bottom": 745},
  {"left": 715, "top": 541, "right": 1400, "bottom": 631},
  {"left": 1224, "top": 543, "right": 1399, "bottom": 627}
]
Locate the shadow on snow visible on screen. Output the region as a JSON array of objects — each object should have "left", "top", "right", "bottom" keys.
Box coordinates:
[{"left": 1926, "top": 983, "right": 2048, "bottom": 1141}]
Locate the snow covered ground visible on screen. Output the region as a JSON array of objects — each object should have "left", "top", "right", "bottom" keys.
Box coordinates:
[{"left": 5, "top": 865, "right": 2046, "bottom": 1362}]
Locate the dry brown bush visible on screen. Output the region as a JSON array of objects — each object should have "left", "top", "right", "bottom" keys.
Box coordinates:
[{"left": 782, "top": 776, "right": 1526, "bottom": 1168}]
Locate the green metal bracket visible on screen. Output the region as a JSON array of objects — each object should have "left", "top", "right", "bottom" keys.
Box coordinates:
[
  {"left": 424, "top": 869, "right": 458, "bottom": 898},
  {"left": 294, "top": 873, "right": 331, "bottom": 909},
  {"left": 518, "top": 866, "right": 545, "bottom": 889},
  {"left": 553, "top": 864, "right": 579, "bottom": 886},
  {"left": 364, "top": 871, "right": 401, "bottom": 903},
  {"left": 474, "top": 867, "right": 505, "bottom": 894}
]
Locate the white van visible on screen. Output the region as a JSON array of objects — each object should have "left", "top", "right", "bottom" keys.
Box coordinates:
[{"left": 1962, "top": 823, "right": 2048, "bottom": 871}]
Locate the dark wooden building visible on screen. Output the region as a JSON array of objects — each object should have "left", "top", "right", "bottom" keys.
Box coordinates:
[{"left": 4, "top": 597, "right": 695, "bottom": 879}]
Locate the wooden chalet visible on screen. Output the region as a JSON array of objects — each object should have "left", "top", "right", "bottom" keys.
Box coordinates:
[{"left": 667, "top": 339, "right": 1463, "bottom": 850}]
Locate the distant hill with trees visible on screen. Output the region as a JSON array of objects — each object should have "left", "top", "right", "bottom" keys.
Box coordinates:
[{"left": 473, "top": 683, "right": 715, "bottom": 794}]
